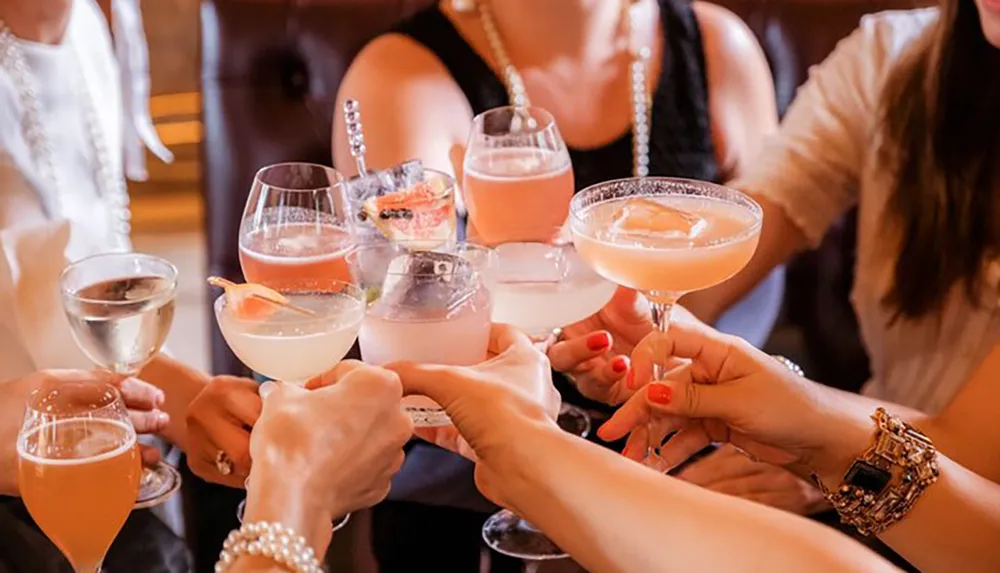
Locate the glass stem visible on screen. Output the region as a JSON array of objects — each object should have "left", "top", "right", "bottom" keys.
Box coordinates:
[{"left": 646, "top": 297, "right": 675, "bottom": 464}]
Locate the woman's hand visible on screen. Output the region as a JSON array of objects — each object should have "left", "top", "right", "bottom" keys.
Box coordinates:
[
  {"left": 598, "top": 321, "right": 873, "bottom": 487},
  {"left": 185, "top": 376, "right": 262, "bottom": 488},
  {"left": 388, "top": 324, "right": 561, "bottom": 507},
  {"left": 0, "top": 369, "right": 169, "bottom": 495},
  {"left": 249, "top": 362, "right": 413, "bottom": 522}
]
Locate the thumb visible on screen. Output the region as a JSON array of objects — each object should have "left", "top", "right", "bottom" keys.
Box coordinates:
[
  {"left": 259, "top": 380, "right": 304, "bottom": 403},
  {"left": 597, "top": 377, "right": 734, "bottom": 442},
  {"left": 385, "top": 362, "right": 469, "bottom": 409}
]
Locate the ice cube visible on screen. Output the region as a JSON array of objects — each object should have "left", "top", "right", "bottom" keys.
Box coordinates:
[
  {"left": 388, "top": 159, "right": 425, "bottom": 189},
  {"left": 495, "top": 243, "right": 568, "bottom": 284},
  {"left": 610, "top": 198, "right": 707, "bottom": 240},
  {"left": 344, "top": 160, "right": 425, "bottom": 226},
  {"left": 378, "top": 251, "right": 479, "bottom": 318},
  {"left": 275, "top": 234, "right": 320, "bottom": 255}
]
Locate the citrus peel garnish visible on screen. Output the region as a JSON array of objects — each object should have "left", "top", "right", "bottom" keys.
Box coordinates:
[{"left": 207, "top": 276, "right": 306, "bottom": 320}]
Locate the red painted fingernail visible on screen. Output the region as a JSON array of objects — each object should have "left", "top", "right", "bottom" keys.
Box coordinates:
[
  {"left": 611, "top": 356, "right": 628, "bottom": 374},
  {"left": 622, "top": 446, "right": 630, "bottom": 457},
  {"left": 648, "top": 384, "right": 672, "bottom": 404},
  {"left": 625, "top": 369, "right": 636, "bottom": 390},
  {"left": 587, "top": 332, "right": 611, "bottom": 351}
]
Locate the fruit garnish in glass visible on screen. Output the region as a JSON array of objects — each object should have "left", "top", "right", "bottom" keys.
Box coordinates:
[
  {"left": 350, "top": 241, "right": 496, "bottom": 427},
  {"left": 59, "top": 252, "right": 181, "bottom": 509},
  {"left": 570, "top": 177, "right": 762, "bottom": 470}
]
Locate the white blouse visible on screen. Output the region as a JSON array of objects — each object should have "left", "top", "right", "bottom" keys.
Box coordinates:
[
  {"left": 733, "top": 8, "right": 1000, "bottom": 414},
  {"left": 0, "top": 0, "right": 131, "bottom": 378}
]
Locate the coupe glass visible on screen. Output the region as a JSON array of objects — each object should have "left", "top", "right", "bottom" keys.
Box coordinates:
[
  {"left": 18, "top": 379, "right": 142, "bottom": 572},
  {"left": 463, "top": 105, "right": 573, "bottom": 246},
  {"left": 350, "top": 241, "right": 496, "bottom": 427},
  {"left": 570, "top": 177, "right": 763, "bottom": 469},
  {"left": 59, "top": 252, "right": 180, "bottom": 508},
  {"left": 215, "top": 280, "right": 366, "bottom": 532},
  {"left": 239, "top": 162, "right": 354, "bottom": 291}
]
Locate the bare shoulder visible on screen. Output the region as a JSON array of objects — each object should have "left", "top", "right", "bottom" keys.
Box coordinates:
[
  {"left": 691, "top": 2, "right": 764, "bottom": 64},
  {"left": 334, "top": 33, "right": 471, "bottom": 173}
]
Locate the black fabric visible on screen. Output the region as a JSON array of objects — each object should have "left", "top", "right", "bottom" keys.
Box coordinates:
[
  {"left": 394, "top": 0, "right": 720, "bottom": 190},
  {"left": 0, "top": 497, "right": 192, "bottom": 573}
]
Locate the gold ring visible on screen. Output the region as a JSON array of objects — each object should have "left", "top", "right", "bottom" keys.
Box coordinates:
[{"left": 215, "top": 450, "right": 234, "bottom": 476}]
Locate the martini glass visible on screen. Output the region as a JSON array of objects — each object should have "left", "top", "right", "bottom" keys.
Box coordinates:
[
  {"left": 570, "top": 177, "right": 762, "bottom": 470},
  {"left": 214, "top": 280, "right": 366, "bottom": 531},
  {"left": 350, "top": 241, "right": 496, "bottom": 426},
  {"left": 17, "top": 379, "right": 141, "bottom": 573},
  {"left": 59, "top": 252, "right": 181, "bottom": 509}
]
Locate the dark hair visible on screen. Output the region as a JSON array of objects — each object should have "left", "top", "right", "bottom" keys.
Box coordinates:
[{"left": 879, "top": 0, "right": 1000, "bottom": 321}]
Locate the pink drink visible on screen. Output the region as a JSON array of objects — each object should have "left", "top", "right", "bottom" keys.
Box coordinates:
[
  {"left": 573, "top": 196, "right": 760, "bottom": 300},
  {"left": 359, "top": 287, "right": 492, "bottom": 426},
  {"left": 240, "top": 222, "right": 354, "bottom": 291},
  {"left": 464, "top": 148, "right": 574, "bottom": 245}
]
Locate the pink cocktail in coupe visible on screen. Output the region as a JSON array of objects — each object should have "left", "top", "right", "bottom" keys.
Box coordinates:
[
  {"left": 463, "top": 106, "right": 574, "bottom": 245},
  {"left": 570, "top": 177, "right": 762, "bottom": 469}
]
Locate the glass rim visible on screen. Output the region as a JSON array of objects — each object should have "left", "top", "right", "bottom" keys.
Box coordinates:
[
  {"left": 24, "top": 380, "right": 125, "bottom": 418},
  {"left": 59, "top": 252, "right": 179, "bottom": 306},
  {"left": 213, "top": 280, "right": 367, "bottom": 325},
  {"left": 470, "top": 105, "right": 557, "bottom": 137},
  {"left": 344, "top": 166, "right": 457, "bottom": 189},
  {"left": 253, "top": 162, "right": 345, "bottom": 194},
  {"left": 569, "top": 176, "right": 764, "bottom": 248},
  {"left": 347, "top": 241, "right": 496, "bottom": 278}
]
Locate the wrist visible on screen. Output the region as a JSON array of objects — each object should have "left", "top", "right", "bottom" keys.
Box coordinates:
[
  {"left": 811, "top": 404, "right": 879, "bottom": 489},
  {"left": 245, "top": 464, "right": 333, "bottom": 552},
  {"left": 489, "top": 419, "right": 571, "bottom": 510}
]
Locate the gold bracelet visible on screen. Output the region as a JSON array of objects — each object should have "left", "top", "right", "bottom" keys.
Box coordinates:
[{"left": 813, "top": 408, "right": 939, "bottom": 536}]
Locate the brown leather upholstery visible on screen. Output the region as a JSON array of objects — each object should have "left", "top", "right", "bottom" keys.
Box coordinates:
[{"left": 200, "top": 0, "right": 931, "bottom": 380}]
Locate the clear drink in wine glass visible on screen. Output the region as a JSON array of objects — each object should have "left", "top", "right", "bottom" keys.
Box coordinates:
[
  {"left": 214, "top": 280, "right": 366, "bottom": 531},
  {"left": 463, "top": 106, "right": 574, "bottom": 246},
  {"left": 18, "top": 377, "right": 142, "bottom": 573},
  {"left": 239, "top": 163, "right": 355, "bottom": 291},
  {"left": 571, "top": 177, "right": 762, "bottom": 469},
  {"left": 351, "top": 241, "right": 496, "bottom": 427},
  {"left": 59, "top": 252, "right": 180, "bottom": 509}
]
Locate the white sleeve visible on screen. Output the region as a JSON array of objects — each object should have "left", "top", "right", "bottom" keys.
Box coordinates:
[{"left": 730, "top": 13, "right": 912, "bottom": 246}]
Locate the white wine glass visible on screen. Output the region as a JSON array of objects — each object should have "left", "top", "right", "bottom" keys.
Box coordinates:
[{"left": 59, "top": 252, "right": 181, "bottom": 508}]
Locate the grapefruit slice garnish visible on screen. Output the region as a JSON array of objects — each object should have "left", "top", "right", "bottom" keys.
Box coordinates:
[
  {"left": 363, "top": 180, "right": 456, "bottom": 248},
  {"left": 207, "top": 277, "right": 292, "bottom": 320},
  {"left": 610, "top": 198, "right": 707, "bottom": 239}
]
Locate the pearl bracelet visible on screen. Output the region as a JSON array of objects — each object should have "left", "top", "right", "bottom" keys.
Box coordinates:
[{"left": 215, "top": 521, "right": 323, "bottom": 573}]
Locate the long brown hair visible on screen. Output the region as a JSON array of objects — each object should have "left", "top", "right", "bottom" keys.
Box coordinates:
[{"left": 879, "top": 0, "right": 1000, "bottom": 321}]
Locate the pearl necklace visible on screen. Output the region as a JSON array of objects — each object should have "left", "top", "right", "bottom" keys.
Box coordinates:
[
  {"left": 474, "top": 0, "right": 652, "bottom": 178},
  {"left": 0, "top": 20, "right": 132, "bottom": 248}
]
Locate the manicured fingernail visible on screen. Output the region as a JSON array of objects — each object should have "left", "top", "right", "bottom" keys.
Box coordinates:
[
  {"left": 625, "top": 369, "right": 636, "bottom": 390},
  {"left": 157, "top": 411, "right": 170, "bottom": 424},
  {"left": 611, "top": 356, "right": 628, "bottom": 374},
  {"left": 587, "top": 332, "right": 611, "bottom": 351},
  {"left": 621, "top": 446, "right": 630, "bottom": 457},
  {"left": 648, "top": 384, "right": 672, "bottom": 404},
  {"left": 155, "top": 391, "right": 166, "bottom": 407}
]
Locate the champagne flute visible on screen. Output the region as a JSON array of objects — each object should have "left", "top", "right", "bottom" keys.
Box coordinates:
[
  {"left": 60, "top": 252, "right": 180, "bottom": 508},
  {"left": 18, "top": 378, "right": 142, "bottom": 572}
]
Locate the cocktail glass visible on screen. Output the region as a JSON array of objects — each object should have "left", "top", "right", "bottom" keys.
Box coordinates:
[
  {"left": 350, "top": 241, "right": 496, "bottom": 427},
  {"left": 570, "top": 177, "right": 762, "bottom": 469},
  {"left": 343, "top": 163, "right": 457, "bottom": 249},
  {"left": 214, "top": 280, "right": 366, "bottom": 531},
  {"left": 481, "top": 241, "right": 614, "bottom": 561},
  {"left": 239, "top": 162, "right": 354, "bottom": 290},
  {"left": 463, "top": 106, "right": 574, "bottom": 246},
  {"left": 59, "top": 252, "right": 181, "bottom": 509},
  {"left": 18, "top": 378, "right": 142, "bottom": 572}
]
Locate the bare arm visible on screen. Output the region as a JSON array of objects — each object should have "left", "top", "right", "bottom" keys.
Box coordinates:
[
  {"left": 500, "top": 422, "right": 896, "bottom": 573},
  {"left": 332, "top": 34, "right": 471, "bottom": 178}
]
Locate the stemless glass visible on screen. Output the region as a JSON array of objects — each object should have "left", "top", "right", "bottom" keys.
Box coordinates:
[
  {"left": 463, "top": 106, "right": 574, "bottom": 246},
  {"left": 570, "top": 177, "right": 763, "bottom": 469},
  {"left": 214, "top": 279, "right": 366, "bottom": 531},
  {"left": 59, "top": 252, "right": 180, "bottom": 508},
  {"left": 350, "top": 241, "right": 497, "bottom": 427},
  {"left": 239, "top": 162, "right": 354, "bottom": 291},
  {"left": 18, "top": 380, "right": 142, "bottom": 573}
]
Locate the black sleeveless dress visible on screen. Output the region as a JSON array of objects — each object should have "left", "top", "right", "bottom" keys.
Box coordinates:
[{"left": 397, "top": 0, "right": 720, "bottom": 188}]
